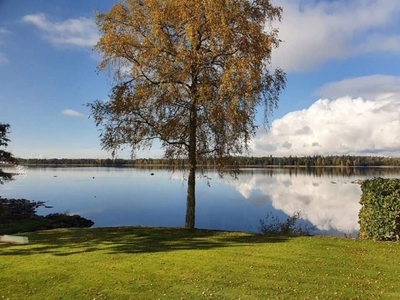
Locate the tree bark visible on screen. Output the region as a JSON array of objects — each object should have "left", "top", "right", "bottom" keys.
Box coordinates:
[
  {"left": 185, "top": 102, "right": 197, "bottom": 229},
  {"left": 186, "top": 163, "right": 195, "bottom": 229}
]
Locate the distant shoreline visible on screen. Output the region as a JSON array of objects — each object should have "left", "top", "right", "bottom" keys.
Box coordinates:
[
  {"left": 4, "top": 155, "right": 400, "bottom": 168},
  {"left": 5, "top": 163, "right": 400, "bottom": 169}
]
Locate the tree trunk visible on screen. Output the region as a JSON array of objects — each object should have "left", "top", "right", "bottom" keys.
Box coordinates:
[
  {"left": 186, "top": 164, "right": 195, "bottom": 229},
  {"left": 185, "top": 102, "right": 197, "bottom": 229}
]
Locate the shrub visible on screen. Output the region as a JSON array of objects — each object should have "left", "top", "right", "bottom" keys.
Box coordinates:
[
  {"left": 0, "top": 197, "right": 45, "bottom": 223},
  {"left": 259, "top": 211, "right": 315, "bottom": 236},
  {"left": 0, "top": 198, "right": 94, "bottom": 233},
  {"left": 44, "top": 213, "right": 94, "bottom": 228},
  {"left": 358, "top": 177, "right": 400, "bottom": 241}
]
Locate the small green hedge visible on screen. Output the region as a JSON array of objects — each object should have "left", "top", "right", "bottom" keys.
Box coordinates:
[{"left": 358, "top": 177, "right": 400, "bottom": 241}]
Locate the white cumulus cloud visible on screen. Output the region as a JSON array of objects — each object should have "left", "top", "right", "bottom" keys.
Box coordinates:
[
  {"left": 22, "top": 13, "right": 99, "bottom": 48},
  {"left": 251, "top": 93, "right": 400, "bottom": 157},
  {"left": 271, "top": 0, "right": 400, "bottom": 72},
  {"left": 315, "top": 74, "right": 400, "bottom": 100},
  {"left": 62, "top": 109, "right": 85, "bottom": 118}
]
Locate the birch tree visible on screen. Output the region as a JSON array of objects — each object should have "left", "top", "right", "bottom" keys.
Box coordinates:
[{"left": 89, "top": 0, "right": 286, "bottom": 229}]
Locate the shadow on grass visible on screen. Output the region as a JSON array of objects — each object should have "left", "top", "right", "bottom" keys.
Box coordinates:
[{"left": 0, "top": 227, "right": 289, "bottom": 256}]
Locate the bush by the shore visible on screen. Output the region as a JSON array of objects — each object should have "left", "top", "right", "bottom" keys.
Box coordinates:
[{"left": 0, "top": 197, "right": 94, "bottom": 234}]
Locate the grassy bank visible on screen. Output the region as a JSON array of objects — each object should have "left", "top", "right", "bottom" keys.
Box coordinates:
[{"left": 1, "top": 227, "right": 399, "bottom": 299}]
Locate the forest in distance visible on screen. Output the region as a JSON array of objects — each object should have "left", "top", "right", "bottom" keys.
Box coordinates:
[{"left": 15, "top": 155, "right": 400, "bottom": 168}]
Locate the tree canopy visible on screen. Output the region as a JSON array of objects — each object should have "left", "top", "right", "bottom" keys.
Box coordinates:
[
  {"left": 0, "top": 123, "right": 18, "bottom": 184},
  {"left": 89, "top": 0, "right": 286, "bottom": 228}
]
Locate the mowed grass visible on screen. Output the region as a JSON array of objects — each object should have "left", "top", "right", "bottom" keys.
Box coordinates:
[{"left": 1, "top": 227, "right": 399, "bottom": 299}]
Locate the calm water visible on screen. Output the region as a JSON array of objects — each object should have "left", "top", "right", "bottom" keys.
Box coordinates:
[{"left": 2, "top": 166, "right": 400, "bottom": 236}]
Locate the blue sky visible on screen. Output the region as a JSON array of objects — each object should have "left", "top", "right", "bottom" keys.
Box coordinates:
[{"left": 0, "top": 0, "right": 399, "bottom": 159}]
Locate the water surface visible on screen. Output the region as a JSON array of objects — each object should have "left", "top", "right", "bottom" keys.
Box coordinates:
[{"left": 2, "top": 166, "right": 400, "bottom": 236}]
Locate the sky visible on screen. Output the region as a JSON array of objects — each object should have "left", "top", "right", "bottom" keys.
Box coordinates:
[{"left": 0, "top": 0, "right": 400, "bottom": 159}]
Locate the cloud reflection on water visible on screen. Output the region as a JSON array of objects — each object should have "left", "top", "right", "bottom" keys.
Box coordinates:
[{"left": 228, "top": 170, "right": 363, "bottom": 235}]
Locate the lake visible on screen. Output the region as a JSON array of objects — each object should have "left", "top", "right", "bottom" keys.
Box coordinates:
[{"left": 2, "top": 166, "right": 400, "bottom": 236}]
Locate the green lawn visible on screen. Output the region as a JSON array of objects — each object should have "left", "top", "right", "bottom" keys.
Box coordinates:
[{"left": 1, "top": 227, "right": 399, "bottom": 299}]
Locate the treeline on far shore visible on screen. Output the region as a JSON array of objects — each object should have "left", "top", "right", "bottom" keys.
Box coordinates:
[{"left": 15, "top": 155, "right": 400, "bottom": 168}]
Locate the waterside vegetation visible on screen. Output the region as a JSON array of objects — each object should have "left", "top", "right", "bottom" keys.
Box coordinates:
[
  {"left": 0, "top": 123, "right": 19, "bottom": 184},
  {"left": 359, "top": 178, "right": 400, "bottom": 241},
  {"left": 16, "top": 155, "right": 400, "bottom": 168},
  {"left": 0, "top": 198, "right": 94, "bottom": 235}
]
